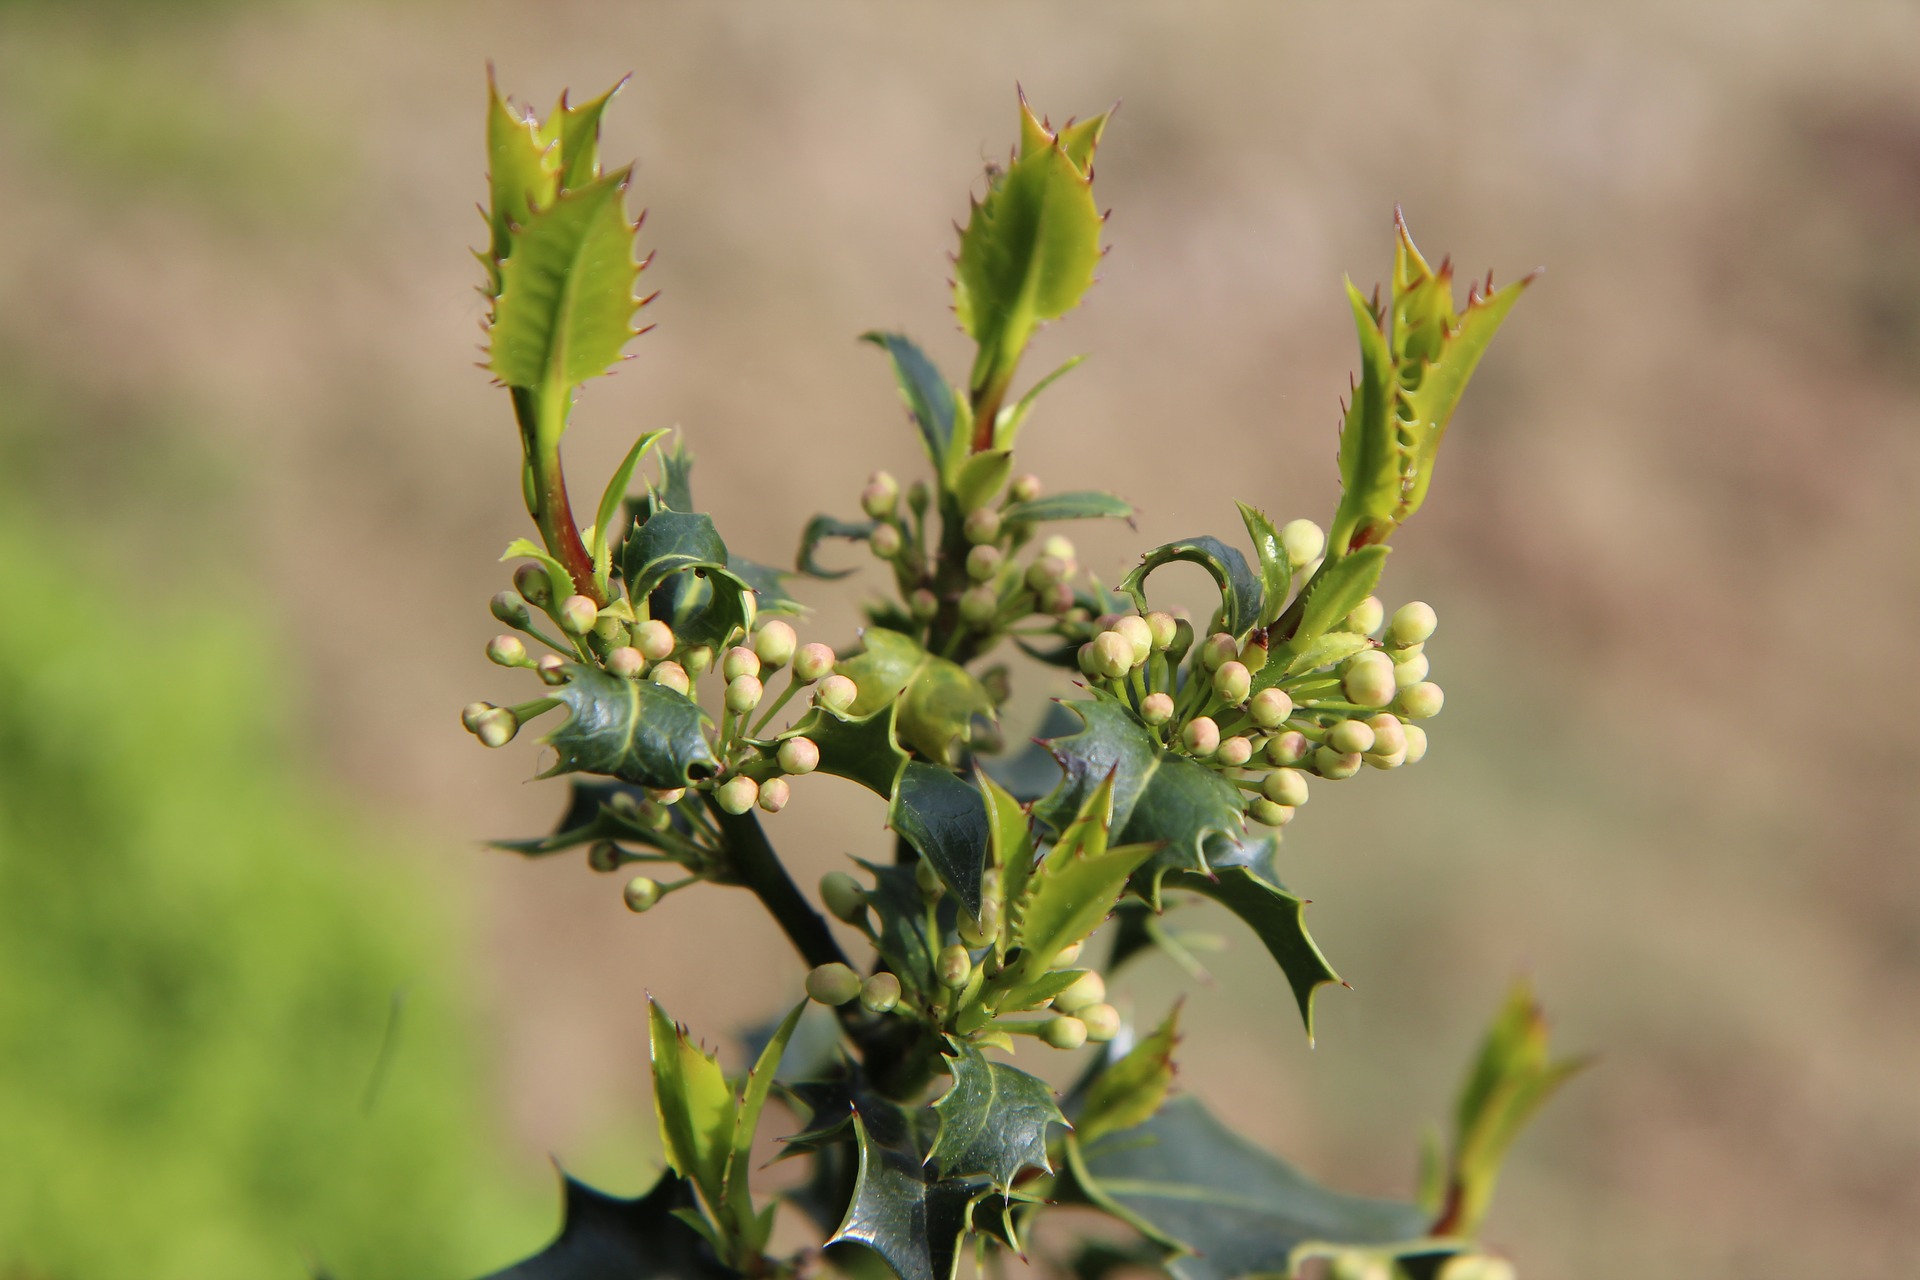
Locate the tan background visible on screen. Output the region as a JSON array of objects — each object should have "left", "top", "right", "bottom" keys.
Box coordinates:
[{"left": 3, "top": 1, "right": 1918, "bottom": 1275}]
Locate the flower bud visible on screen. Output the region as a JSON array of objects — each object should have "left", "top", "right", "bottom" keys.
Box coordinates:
[
  {"left": 1263, "top": 768, "right": 1309, "bottom": 807},
  {"left": 1145, "top": 611, "right": 1179, "bottom": 651},
  {"left": 715, "top": 775, "right": 759, "bottom": 814},
  {"left": 1365, "top": 744, "right": 1406, "bottom": 769},
  {"left": 556, "top": 594, "right": 598, "bottom": 636},
  {"left": 915, "top": 856, "right": 945, "bottom": 901},
  {"left": 753, "top": 620, "right": 797, "bottom": 669},
  {"left": 1279, "top": 519, "right": 1325, "bottom": 567},
  {"left": 1249, "top": 687, "right": 1293, "bottom": 728},
  {"left": 461, "top": 701, "right": 494, "bottom": 732},
  {"left": 1394, "top": 652, "right": 1430, "bottom": 687},
  {"left": 860, "top": 471, "right": 899, "bottom": 519},
  {"left": 1401, "top": 723, "right": 1429, "bottom": 765},
  {"left": 650, "top": 787, "right": 687, "bottom": 806},
  {"left": 907, "top": 479, "right": 931, "bottom": 515},
  {"left": 487, "top": 634, "right": 529, "bottom": 668},
  {"left": 1328, "top": 1252, "right": 1393, "bottom": 1280},
  {"left": 725, "top": 674, "right": 764, "bottom": 714},
  {"left": 1266, "top": 731, "right": 1311, "bottom": 765},
  {"left": 605, "top": 645, "right": 644, "bottom": 678},
  {"left": 816, "top": 674, "right": 858, "bottom": 712},
  {"left": 1090, "top": 631, "right": 1134, "bottom": 679},
  {"left": 1055, "top": 970, "right": 1106, "bottom": 1012},
  {"left": 623, "top": 876, "right": 662, "bottom": 912},
  {"left": 1249, "top": 798, "right": 1294, "bottom": 827},
  {"left": 1009, "top": 473, "right": 1042, "bottom": 503},
  {"left": 1314, "top": 746, "right": 1363, "bottom": 779},
  {"left": 1365, "top": 714, "right": 1406, "bottom": 757},
  {"left": 491, "top": 590, "right": 532, "bottom": 628},
  {"left": 1040, "top": 582, "right": 1075, "bottom": 615},
  {"left": 964, "top": 508, "right": 1002, "bottom": 544},
  {"left": 1436, "top": 1256, "right": 1515, "bottom": 1280},
  {"left": 1212, "top": 661, "right": 1252, "bottom": 705},
  {"left": 536, "top": 654, "right": 569, "bottom": 686},
  {"left": 1183, "top": 716, "right": 1221, "bottom": 758},
  {"left": 1140, "top": 692, "right": 1176, "bottom": 726},
  {"left": 967, "top": 544, "right": 1003, "bottom": 581},
  {"left": 1026, "top": 556, "right": 1068, "bottom": 590},
  {"left": 588, "top": 840, "right": 622, "bottom": 873},
  {"left": 937, "top": 943, "right": 972, "bottom": 990},
  {"left": 1238, "top": 634, "right": 1270, "bottom": 675},
  {"left": 1343, "top": 595, "right": 1384, "bottom": 636},
  {"left": 632, "top": 619, "right": 675, "bottom": 661},
  {"left": 1040, "top": 1015, "right": 1088, "bottom": 1050},
  {"left": 793, "top": 642, "right": 836, "bottom": 683},
  {"left": 650, "top": 661, "right": 691, "bottom": 696},
  {"left": 777, "top": 736, "right": 820, "bottom": 775},
  {"left": 870, "top": 524, "right": 903, "bottom": 559},
  {"left": 1329, "top": 718, "right": 1375, "bottom": 755},
  {"left": 1052, "top": 941, "right": 1084, "bottom": 968},
  {"left": 1080, "top": 1003, "right": 1121, "bottom": 1042},
  {"left": 821, "top": 871, "right": 868, "bottom": 923},
  {"left": 1390, "top": 600, "right": 1438, "bottom": 646},
  {"left": 1396, "top": 681, "right": 1445, "bottom": 720},
  {"left": 1216, "top": 736, "right": 1254, "bottom": 767},
  {"left": 1112, "top": 615, "right": 1153, "bottom": 666},
  {"left": 960, "top": 585, "right": 999, "bottom": 626},
  {"left": 512, "top": 563, "right": 552, "bottom": 606},
  {"left": 685, "top": 647, "right": 715, "bottom": 679},
  {"left": 909, "top": 588, "right": 939, "bottom": 621},
  {"left": 757, "top": 776, "right": 791, "bottom": 813},
  {"left": 958, "top": 897, "right": 1001, "bottom": 947},
  {"left": 1342, "top": 651, "right": 1397, "bottom": 708},
  {"left": 593, "top": 615, "right": 624, "bottom": 645},
  {"left": 860, "top": 972, "right": 901, "bottom": 1014},
  {"left": 806, "top": 962, "right": 863, "bottom": 1006},
  {"left": 1200, "top": 633, "right": 1239, "bottom": 672},
  {"left": 722, "top": 646, "right": 760, "bottom": 682},
  {"left": 1041, "top": 535, "right": 1076, "bottom": 564}
]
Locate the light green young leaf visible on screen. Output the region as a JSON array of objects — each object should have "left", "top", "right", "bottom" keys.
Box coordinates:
[
  {"left": 1328, "top": 280, "right": 1399, "bottom": 559},
  {"left": 838, "top": 629, "right": 994, "bottom": 765},
  {"left": 483, "top": 71, "right": 560, "bottom": 295},
  {"left": 592, "top": 427, "right": 671, "bottom": 587},
  {"left": 993, "top": 353, "right": 1086, "bottom": 450},
  {"left": 1268, "top": 544, "right": 1388, "bottom": 665},
  {"left": 952, "top": 449, "right": 1013, "bottom": 514},
  {"left": 1075, "top": 1005, "right": 1180, "bottom": 1148},
  {"left": 501, "top": 536, "right": 576, "bottom": 608},
  {"left": 723, "top": 999, "right": 807, "bottom": 1253},
  {"left": 1235, "top": 502, "right": 1291, "bottom": 628},
  {"left": 1007, "top": 774, "right": 1158, "bottom": 991},
  {"left": 649, "top": 998, "right": 737, "bottom": 1211},
  {"left": 1002, "top": 490, "right": 1133, "bottom": 524},
  {"left": 978, "top": 769, "right": 1036, "bottom": 915},
  {"left": 547, "top": 78, "right": 626, "bottom": 189}
]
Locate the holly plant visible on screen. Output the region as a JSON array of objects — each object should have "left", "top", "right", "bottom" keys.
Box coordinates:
[{"left": 456, "top": 76, "right": 1581, "bottom": 1280}]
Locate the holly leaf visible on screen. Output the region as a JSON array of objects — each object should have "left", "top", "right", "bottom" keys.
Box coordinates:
[
  {"left": 1120, "top": 536, "right": 1264, "bottom": 638},
  {"left": 1074, "top": 1006, "right": 1180, "bottom": 1149},
  {"left": 839, "top": 629, "right": 994, "bottom": 765},
  {"left": 952, "top": 449, "right": 1013, "bottom": 513},
  {"left": 1329, "top": 279, "right": 1400, "bottom": 559},
  {"left": 863, "top": 331, "right": 957, "bottom": 466},
  {"left": 591, "top": 428, "right": 672, "bottom": 585},
  {"left": 728, "top": 554, "right": 805, "bottom": 616},
  {"left": 1002, "top": 490, "right": 1133, "bottom": 525},
  {"left": 544, "top": 665, "right": 719, "bottom": 790},
  {"left": 547, "top": 79, "right": 625, "bottom": 190},
  {"left": 797, "top": 514, "right": 876, "bottom": 580},
  {"left": 475, "top": 1170, "right": 730, "bottom": 1280},
  {"left": 648, "top": 999, "right": 737, "bottom": 1211},
  {"left": 1235, "top": 502, "right": 1291, "bottom": 629},
  {"left": 482, "top": 71, "right": 560, "bottom": 296},
  {"left": 622, "top": 509, "right": 729, "bottom": 600},
  {"left": 1268, "top": 545, "right": 1388, "bottom": 664},
  {"left": 889, "top": 762, "right": 989, "bottom": 919},
  {"left": 1033, "top": 698, "right": 1245, "bottom": 896},
  {"left": 992, "top": 353, "right": 1086, "bottom": 451},
  {"left": 1067, "top": 1097, "right": 1437, "bottom": 1280},
  {"left": 1005, "top": 772, "right": 1158, "bottom": 993},
  {"left": 787, "top": 703, "right": 910, "bottom": 800},
  {"left": 501, "top": 537, "right": 576, "bottom": 611},
  {"left": 831, "top": 1112, "right": 981, "bottom": 1280},
  {"left": 857, "top": 861, "right": 957, "bottom": 1002},
  {"left": 928, "top": 1040, "right": 1068, "bottom": 1190},
  {"left": 490, "top": 779, "right": 687, "bottom": 858}
]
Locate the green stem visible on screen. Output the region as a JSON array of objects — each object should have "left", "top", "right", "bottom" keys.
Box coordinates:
[{"left": 512, "top": 386, "right": 605, "bottom": 606}]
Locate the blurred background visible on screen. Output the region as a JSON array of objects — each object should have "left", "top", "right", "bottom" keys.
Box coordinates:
[{"left": 2, "top": 1, "right": 1917, "bottom": 1276}]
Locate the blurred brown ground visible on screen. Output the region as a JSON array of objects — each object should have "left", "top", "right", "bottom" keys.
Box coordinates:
[{"left": 3, "top": 1, "right": 1918, "bottom": 1275}]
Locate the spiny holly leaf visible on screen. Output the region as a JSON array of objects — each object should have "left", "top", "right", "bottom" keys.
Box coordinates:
[
  {"left": 544, "top": 79, "right": 625, "bottom": 189},
  {"left": 863, "top": 331, "right": 958, "bottom": 466},
  {"left": 482, "top": 71, "right": 560, "bottom": 296},
  {"left": 475, "top": 1170, "right": 730, "bottom": 1280},
  {"left": 929, "top": 1040, "right": 1068, "bottom": 1190},
  {"left": 1073, "top": 1005, "right": 1180, "bottom": 1149},
  {"left": 796, "top": 514, "right": 877, "bottom": 580},
  {"left": 1006, "top": 772, "right": 1158, "bottom": 992},
  {"left": 502, "top": 537, "right": 576, "bottom": 611},
  {"left": 648, "top": 999, "right": 737, "bottom": 1214},
  {"left": 622, "top": 508, "right": 757, "bottom": 651},
  {"left": 889, "top": 762, "right": 989, "bottom": 918},
  {"left": 1034, "top": 698, "right": 1245, "bottom": 897},
  {"left": 1266, "top": 544, "right": 1388, "bottom": 664},
  {"left": 787, "top": 703, "right": 910, "bottom": 799},
  {"left": 720, "top": 1001, "right": 808, "bottom": 1258},
  {"left": 1329, "top": 279, "right": 1400, "bottom": 560},
  {"left": 1067, "top": 1096, "right": 1438, "bottom": 1280},
  {"left": 489, "top": 171, "right": 649, "bottom": 419},
  {"left": 545, "top": 665, "right": 718, "bottom": 790},
  {"left": 622, "top": 510, "right": 728, "bottom": 599},
  {"left": 1002, "top": 490, "right": 1133, "bottom": 525},
  {"left": 978, "top": 769, "right": 1037, "bottom": 915},
  {"left": 728, "top": 553, "right": 805, "bottom": 616},
  {"left": 490, "top": 779, "right": 689, "bottom": 858},
  {"left": 1235, "top": 503, "right": 1291, "bottom": 629},
  {"left": 839, "top": 628, "right": 994, "bottom": 765},
  {"left": 1120, "top": 536, "right": 1264, "bottom": 638},
  {"left": 832, "top": 1112, "right": 983, "bottom": 1280}
]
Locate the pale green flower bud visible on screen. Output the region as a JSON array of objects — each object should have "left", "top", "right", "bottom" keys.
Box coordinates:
[
  {"left": 915, "top": 857, "right": 944, "bottom": 901},
  {"left": 725, "top": 674, "right": 764, "bottom": 714},
  {"left": 722, "top": 646, "right": 760, "bottom": 682},
  {"left": 1055, "top": 970, "right": 1105, "bottom": 1011},
  {"left": 557, "top": 594, "right": 598, "bottom": 636},
  {"left": 650, "top": 787, "right": 687, "bottom": 806},
  {"left": 1436, "top": 1256, "right": 1515, "bottom": 1280},
  {"left": 1394, "top": 652, "right": 1430, "bottom": 687},
  {"left": 593, "top": 615, "right": 624, "bottom": 645},
  {"left": 650, "top": 661, "right": 691, "bottom": 696},
  {"left": 1009, "top": 473, "right": 1043, "bottom": 503},
  {"left": 757, "top": 776, "right": 791, "bottom": 813},
  {"left": 1279, "top": 519, "right": 1325, "bottom": 567},
  {"left": 488, "top": 634, "right": 529, "bottom": 668},
  {"left": 961, "top": 585, "right": 1000, "bottom": 626},
  {"left": 512, "top": 563, "right": 552, "bottom": 606},
  {"left": 605, "top": 646, "right": 643, "bottom": 678},
  {"left": 1200, "top": 633, "right": 1239, "bottom": 672},
  {"left": 491, "top": 590, "right": 533, "bottom": 629},
  {"left": 1041, "top": 582, "right": 1075, "bottom": 615},
  {"left": 1266, "top": 731, "right": 1311, "bottom": 765},
  {"left": 1183, "top": 717, "right": 1221, "bottom": 758},
  {"left": 1329, "top": 718, "right": 1375, "bottom": 755},
  {"left": 536, "top": 654, "right": 569, "bottom": 686},
  {"left": 907, "top": 588, "right": 938, "bottom": 622},
  {"left": 684, "top": 647, "right": 715, "bottom": 679},
  {"left": 1327, "top": 1252, "right": 1393, "bottom": 1280},
  {"left": 1238, "top": 633, "right": 1270, "bottom": 673},
  {"left": 860, "top": 972, "right": 901, "bottom": 1013},
  {"left": 1402, "top": 723, "right": 1429, "bottom": 765},
  {"left": 907, "top": 479, "right": 931, "bottom": 515},
  {"left": 1216, "top": 736, "right": 1254, "bottom": 767},
  {"left": 1212, "top": 661, "right": 1252, "bottom": 705},
  {"left": 1389, "top": 600, "right": 1438, "bottom": 646},
  {"left": 1343, "top": 595, "right": 1384, "bottom": 636},
  {"left": 1052, "top": 940, "right": 1084, "bottom": 968},
  {"left": 1249, "top": 798, "right": 1294, "bottom": 827},
  {"left": 1041, "top": 1015, "right": 1088, "bottom": 1050},
  {"left": 1041, "top": 535, "right": 1076, "bottom": 564},
  {"left": 870, "top": 523, "right": 903, "bottom": 558},
  {"left": 1146, "top": 611, "right": 1179, "bottom": 651},
  {"left": 1080, "top": 1003, "right": 1121, "bottom": 1042},
  {"left": 860, "top": 471, "right": 899, "bottom": 519},
  {"left": 1112, "top": 616, "right": 1153, "bottom": 665},
  {"left": 623, "top": 876, "right": 662, "bottom": 913},
  {"left": 632, "top": 619, "right": 675, "bottom": 661},
  {"left": 1249, "top": 687, "right": 1293, "bottom": 728},
  {"left": 820, "top": 871, "right": 868, "bottom": 924},
  {"left": 1090, "top": 631, "right": 1134, "bottom": 679},
  {"left": 1262, "top": 768, "right": 1309, "bottom": 807},
  {"left": 1026, "top": 556, "right": 1068, "bottom": 590},
  {"left": 793, "top": 642, "right": 836, "bottom": 683},
  {"left": 815, "top": 674, "right": 858, "bottom": 712},
  {"left": 967, "top": 544, "right": 1003, "bottom": 581},
  {"left": 964, "top": 508, "right": 1002, "bottom": 544},
  {"left": 1140, "top": 692, "right": 1176, "bottom": 725},
  {"left": 777, "top": 736, "right": 820, "bottom": 775},
  {"left": 716, "top": 775, "right": 759, "bottom": 814},
  {"left": 1076, "top": 643, "right": 1098, "bottom": 677},
  {"left": 937, "top": 943, "right": 972, "bottom": 989},
  {"left": 588, "top": 840, "right": 622, "bottom": 873},
  {"left": 461, "top": 701, "right": 494, "bottom": 731},
  {"left": 1342, "top": 651, "right": 1397, "bottom": 708},
  {"left": 807, "top": 961, "right": 863, "bottom": 1006},
  {"left": 1365, "top": 744, "right": 1406, "bottom": 770},
  {"left": 1396, "top": 681, "right": 1445, "bottom": 720},
  {"left": 753, "top": 620, "right": 797, "bottom": 669},
  {"left": 958, "top": 897, "right": 1001, "bottom": 948},
  {"left": 1314, "top": 746, "right": 1363, "bottom": 779},
  {"left": 1365, "top": 714, "right": 1405, "bottom": 757}
]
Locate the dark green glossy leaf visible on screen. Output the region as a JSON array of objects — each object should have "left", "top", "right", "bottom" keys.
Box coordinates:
[
  {"left": 797, "top": 515, "right": 876, "bottom": 580},
  {"left": 544, "top": 665, "right": 719, "bottom": 789},
  {"left": 928, "top": 1040, "right": 1067, "bottom": 1190},
  {"left": 1068, "top": 1097, "right": 1432, "bottom": 1280},
  {"left": 1120, "top": 536, "right": 1264, "bottom": 638},
  {"left": 831, "top": 1106, "right": 982, "bottom": 1280},
  {"left": 858, "top": 861, "right": 957, "bottom": 1000},
  {"left": 889, "top": 762, "right": 988, "bottom": 919},
  {"left": 863, "top": 331, "right": 957, "bottom": 465},
  {"left": 1235, "top": 502, "right": 1291, "bottom": 629},
  {"left": 622, "top": 510, "right": 729, "bottom": 600},
  {"left": 840, "top": 629, "right": 994, "bottom": 765},
  {"left": 1002, "top": 490, "right": 1133, "bottom": 524},
  {"left": 728, "top": 554, "right": 805, "bottom": 616},
  {"left": 659, "top": 439, "right": 697, "bottom": 513},
  {"left": 1074, "top": 1006, "right": 1180, "bottom": 1149},
  {"left": 476, "top": 1171, "right": 730, "bottom": 1280},
  {"left": 788, "top": 704, "right": 909, "bottom": 799},
  {"left": 669, "top": 567, "right": 757, "bottom": 652},
  {"left": 490, "top": 779, "right": 692, "bottom": 858}
]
